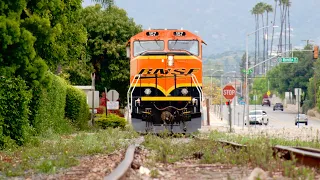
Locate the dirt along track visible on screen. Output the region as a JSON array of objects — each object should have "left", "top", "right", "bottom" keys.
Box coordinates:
[{"left": 109, "top": 133, "right": 320, "bottom": 180}]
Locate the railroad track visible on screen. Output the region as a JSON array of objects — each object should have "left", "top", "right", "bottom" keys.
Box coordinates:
[
  {"left": 104, "top": 135, "right": 320, "bottom": 180},
  {"left": 104, "top": 137, "right": 145, "bottom": 180},
  {"left": 216, "top": 140, "right": 320, "bottom": 168}
]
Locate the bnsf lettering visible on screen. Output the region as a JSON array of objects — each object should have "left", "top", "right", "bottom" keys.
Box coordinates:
[{"left": 139, "top": 68, "right": 200, "bottom": 75}]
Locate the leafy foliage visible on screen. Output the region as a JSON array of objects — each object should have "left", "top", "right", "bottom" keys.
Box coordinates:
[
  {"left": 0, "top": 77, "right": 31, "bottom": 147},
  {"left": 65, "top": 86, "right": 90, "bottom": 130},
  {"left": 31, "top": 72, "right": 75, "bottom": 135},
  {"left": 95, "top": 113, "right": 127, "bottom": 129},
  {"left": 267, "top": 45, "right": 314, "bottom": 100},
  {"left": 0, "top": 15, "right": 48, "bottom": 87},
  {"left": 80, "top": 4, "right": 142, "bottom": 105},
  {"left": 251, "top": 77, "right": 268, "bottom": 103},
  {"left": 22, "top": 0, "right": 87, "bottom": 71}
]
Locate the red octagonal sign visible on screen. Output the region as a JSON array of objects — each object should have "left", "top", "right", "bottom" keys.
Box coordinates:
[{"left": 223, "top": 85, "right": 236, "bottom": 100}]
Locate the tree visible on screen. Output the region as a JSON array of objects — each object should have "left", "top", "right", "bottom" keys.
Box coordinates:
[
  {"left": 0, "top": 1, "right": 48, "bottom": 87},
  {"left": 22, "top": 0, "right": 88, "bottom": 72},
  {"left": 91, "top": 0, "right": 114, "bottom": 8},
  {"left": 267, "top": 45, "right": 314, "bottom": 100},
  {"left": 264, "top": 4, "right": 273, "bottom": 71},
  {"left": 80, "top": 4, "right": 142, "bottom": 105}
]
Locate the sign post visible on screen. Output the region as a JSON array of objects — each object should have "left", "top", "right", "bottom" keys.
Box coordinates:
[
  {"left": 223, "top": 85, "right": 236, "bottom": 132},
  {"left": 295, "top": 88, "right": 302, "bottom": 128},
  {"left": 91, "top": 73, "right": 95, "bottom": 126}
]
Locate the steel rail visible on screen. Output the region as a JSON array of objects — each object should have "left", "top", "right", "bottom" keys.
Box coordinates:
[
  {"left": 104, "top": 137, "right": 144, "bottom": 180},
  {"left": 274, "top": 145, "right": 320, "bottom": 168},
  {"left": 216, "top": 140, "right": 320, "bottom": 168}
]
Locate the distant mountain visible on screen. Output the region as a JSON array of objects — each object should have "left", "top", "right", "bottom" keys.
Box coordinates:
[
  {"left": 203, "top": 51, "right": 244, "bottom": 76},
  {"left": 82, "top": 0, "right": 320, "bottom": 56}
]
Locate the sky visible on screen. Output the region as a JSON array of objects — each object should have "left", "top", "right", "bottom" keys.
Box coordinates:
[{"left": 82, "top": 0, "right": 320, "bottom": 56}]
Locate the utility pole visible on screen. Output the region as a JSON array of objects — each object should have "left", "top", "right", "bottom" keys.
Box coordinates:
[
  {"left": 234, "top": 72, "right": 236, "bottom": 125},
  {"left": 228, "top": 100, "right": 232, "bottom": 132}
]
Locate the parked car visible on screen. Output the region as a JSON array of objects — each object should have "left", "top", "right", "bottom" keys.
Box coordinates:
[
  {"left": 244, "top": 110, "right": 269, "bottom": 125},
  {"left": 273, "top": 103, "right": 283, "bottom": 111},
  {"left": 262, "top": 98, "right": 271, "bottom": 106},
  {"left": 295, "top": 114, "right": 308, "bottom": 125}
]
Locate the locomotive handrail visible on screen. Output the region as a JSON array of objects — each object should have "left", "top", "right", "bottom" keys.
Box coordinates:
[
  {"left": 190, "top": 74, "right": 203, "bottom": 113},
  {"left": 191, "top": 74, "right": 203, "bottom": 99},
  {"left": 127, "top": 74, "right": 141, "bottom": 122}
]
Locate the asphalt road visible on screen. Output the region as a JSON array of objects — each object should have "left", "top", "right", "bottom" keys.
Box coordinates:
[{"left": 217, "top": 104, "right": 320, "bottom": 129}]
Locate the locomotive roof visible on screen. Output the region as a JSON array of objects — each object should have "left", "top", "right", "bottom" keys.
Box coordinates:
[{"left": 126, "top": 29, "right": 207, "bottom": 46}]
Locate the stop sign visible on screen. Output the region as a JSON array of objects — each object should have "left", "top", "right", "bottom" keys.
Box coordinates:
[{"left": 223, "top": 85, "right": 236, "bottom": 100}]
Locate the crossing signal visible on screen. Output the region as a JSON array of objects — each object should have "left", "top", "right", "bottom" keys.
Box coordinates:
[{"left": 313, "top": 45, "right": 319, "bottom": 59}]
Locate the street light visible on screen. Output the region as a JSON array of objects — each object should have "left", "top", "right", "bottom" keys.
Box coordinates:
[
  {"left": 211, "top": 69, "right": 223, "bottom": 91},
  {"left": 220, "top": 71, "right": 236, "bottom": 119},
  {"left": 245, "top": 25, "right": 278, "bottom": 127}
]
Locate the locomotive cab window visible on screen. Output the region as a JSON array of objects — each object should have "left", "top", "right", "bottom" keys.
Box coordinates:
[
  {"left": 168, "top": 40, "right": 199, "bottom": 56},
  {"left": 133, "top": 40, "right": 164, "bottom": 56}
]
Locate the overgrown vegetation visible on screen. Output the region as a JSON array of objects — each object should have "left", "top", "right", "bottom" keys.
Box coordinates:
[
  {"left": 0, "top": 0, "right": 142, "bottom": 148},
  {"left": 0, "top": 128, "right": 138, "bottom": 177},
  {"left": 142, "top": 131, "right": 319, "bottom": 179}
]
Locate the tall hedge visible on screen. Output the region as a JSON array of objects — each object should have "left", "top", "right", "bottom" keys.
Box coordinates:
[
  {"left": 65, "top": 86, "right": 89, "bottom": 129},
  {"left": 31, "top": 72, "right": 73, "bottom": 135},
  {"left": 0, "top": 77, "right": 31, "bottom": 146}
]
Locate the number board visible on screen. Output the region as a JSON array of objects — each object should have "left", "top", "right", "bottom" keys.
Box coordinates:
[
  {"left": 173, "top": 31, "right": 186, "bottom": 36},
  {"left": 146, "top": 31, "right": 159, "bottom": 36}
]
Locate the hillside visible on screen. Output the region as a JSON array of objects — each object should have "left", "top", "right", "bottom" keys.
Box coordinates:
[{"left": 83, "top": 0, "right": 320, "bottom": 56}]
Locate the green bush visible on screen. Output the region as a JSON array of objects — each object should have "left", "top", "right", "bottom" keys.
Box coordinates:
[
  {"left": 31, "top": 72, "right": 74, "bottom": 135},
  {"left": 65, "top": 85, "right": 89, "bottom": 130},
  {"left": 95, "top": 113, "right": 127, "bottom": 129},
  {"left": 0, "top": 77, "right": 31, "bottom": 146}
]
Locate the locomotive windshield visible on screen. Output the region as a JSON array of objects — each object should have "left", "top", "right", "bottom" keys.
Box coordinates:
[
  {"left": 133, "top": 40, "right": 164, "bottom": 56},
  {"left": 168, "top": 40, "right": 199, "bottom": 56}
]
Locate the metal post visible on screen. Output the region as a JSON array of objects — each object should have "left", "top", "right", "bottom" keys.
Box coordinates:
[
  {"left": 91, "top": 73, "right": 95, "bottom": 126},
  {"left": 105, "top": 87, "right": 108, "bottom": 116},
  {"left": 220, "top": 74, "right": 223, "bottom": 120},
  {"left": 246, "top": 35, "right": 249, "bottom": 127},
  {"left": 238, "top": 112, "right": 240, "bottom": 126},
  {"left": 242, "top": 103, "right": 245, "bottom": 129},
  {"left": 206, "top": 98, "right": 210, "bottom": 126},
  {"left": 234, "top": 73, "right": 236, "bottom": 125},
  {"left": 228, "top": 100, "right": 232, "bottom": 132},
  {"left": 297, "top": 89, "right": 300, "bottom": 128}
]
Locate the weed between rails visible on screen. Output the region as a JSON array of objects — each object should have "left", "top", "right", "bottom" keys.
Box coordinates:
[
  {"left": 142, "top": 130, "right": 319, "bottom": 179},
  {"left": 0, "top": 127, "right": 139, "bottom": 177}
]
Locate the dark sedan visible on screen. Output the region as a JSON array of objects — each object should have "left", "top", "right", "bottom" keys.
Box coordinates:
[{"left": 273, "top": 103, "right": 283, "bottom": 111}]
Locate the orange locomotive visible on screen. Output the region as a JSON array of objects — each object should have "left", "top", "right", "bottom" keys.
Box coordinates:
[{"left": 126, "top": 29, "right": 206, "bottom": 133}]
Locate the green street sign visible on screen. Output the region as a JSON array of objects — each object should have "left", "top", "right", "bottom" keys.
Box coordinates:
[
  {"left": 278, "top": 57, "right": 298, "bottom": 63},
  {"left": 242, "top": 69, "right": 253, "bottom": 74}
]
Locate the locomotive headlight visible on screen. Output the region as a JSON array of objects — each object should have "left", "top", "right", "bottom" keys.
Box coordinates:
[
  {"left": 181, "top": 88, "right": 188, "bottom": 95},
  {"left": 144, "top": 88, "right": 152, "bottom": 95},
  {"left": 167, "top": 55, "right": 174, "bottom": 66}
]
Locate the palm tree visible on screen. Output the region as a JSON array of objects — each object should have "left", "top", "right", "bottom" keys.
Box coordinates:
[
  {"left": 255, "top": 2, "right": 265, "bottom": 75},
  {"left": 286, "top": 1, "right": 292, "bottom": 52},
  {"left": 270, "top": 0, "right": 278, "bottom": 66},
  {"left": 251, "top": 6, "right": 259, "bottom": 76},
  {"left": 264, "top": 4, "right": 273, "bottom": 71},
  {"left": 91, "top": 0, "right": 114, "bottom": 8}
]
